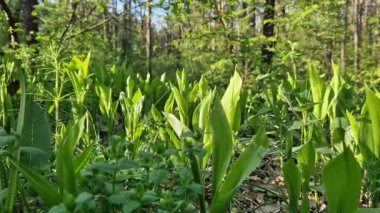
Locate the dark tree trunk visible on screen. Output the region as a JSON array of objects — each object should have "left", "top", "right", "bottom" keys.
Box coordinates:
[
  {"left": 0, "top": 0, "right": 19, "bottom": 48},
  {"left": 122, "top": 0, "right": 132, "bottom": 58},
  {"left": 145, "top": 0, "right": 152, "bottom": 75},
  {"left": 354, "top": 0, "right": 363, "bottom": 73},
  {"left": 22, "top": 0, "right": 39, "bottom": 45},
  {"left": 262, "top": 0, "right": 275, "bottom": 66},
  {"left": 340, "top": 0, "right": 349, "bottom": 73}
]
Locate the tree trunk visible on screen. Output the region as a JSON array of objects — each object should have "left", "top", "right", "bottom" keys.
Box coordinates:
[
  {"left": 262, "top": 0, "right": 275, "bottom": 66},
  {"left": 250, "top": 1, "right": 256, "bottom": 35},
  {"left": 145, "top": 0, "right": 152, "bottom": 75},
  {"left": 122, "top": 0, "right": 132, "bottom": 58},
  {"left": 340, "top": 0, "right": 349, "bottom": 73},
  {"left": 0, "top": 0, "right": 19, "bottom": 48},
  {"left": 354, "top": 0, "right": 363, "bottom": 73},
  {"left": 112, "top": 0, "right": 117, "bottom": 50},
  {"left": 22, "top": 0, "right": 39, "bottom": 45}
]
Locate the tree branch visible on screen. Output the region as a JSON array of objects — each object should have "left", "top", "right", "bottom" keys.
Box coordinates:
[
  {"left": 63, "top": 18, "right": 112, "bottom": 41},
  {"left": 59, "top": 1, "right": 79, "bottom": 43}
]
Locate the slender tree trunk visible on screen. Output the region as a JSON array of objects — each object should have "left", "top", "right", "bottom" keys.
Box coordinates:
[
  {"left": 22, "top": 0, "right": 39, "bottom": 45},
  {"left": 340, "top": 0, "right": 349, "bottom": 73},
  {"left": 145, "top": 0, "right": 152, "bottom": 75},
  {"left": 250, "top": 1, "right": 256, "bottom": 35},
  {"left": 112, "top": 0, "right": 117, "bottom": 50},
  {"left": 122, "top": 0, "right": 132, "bottom": 58},
  {"left": 0, "top": 0, "right": 19, "bottom": 48},
  {"left": 354, "top": 0, "right": 363, "bottom": 73},
  {"left": 262, "top": 0, "right": 275, "bottom": 66}
]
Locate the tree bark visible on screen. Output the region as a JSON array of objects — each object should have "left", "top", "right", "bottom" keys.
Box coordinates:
[
  {"left": 22, "top": 0, "right": 39, "bottom": 45},
  {"left": 354, "top": 0, "right": 363, "bottom": 73},
  {"left": 340, "top": 0, "right": 349, "bottom": 73},
  {"left": 145, "top": 0, "right": 152, "bottom": 75},
  {"left": 262, "top": 0, "right": 275, "bottom": 66},
  {"left": 122, "top": 0, "right": 132, "bottom": 58},
  {"left": 0, "top": 0, "right": 19, "bottom": 48}
]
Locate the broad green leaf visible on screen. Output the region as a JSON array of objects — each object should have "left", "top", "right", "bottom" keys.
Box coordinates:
[
  {"left": 141, "top": 190, "right": 159, "bottom": 203},
  {"left": 165, "top": 113, "right": 192, "bottom": 139},
  {"left": 297, "top": 141, "right": 315, "bottom": 182},
  {"left": 209, "top": 128, "right": 268, "bottom": 213},
  {"left": 73, "top": 144, "right": 93, "bottom": 174},
  {"left": 56, "top": 119, "right": 86, "bottom": 197},
  {"left": 150, "top": 105, "right": 163, "bottom": 122},
  {"left": 202, "top": 119, "right": 212, "bottom": 168},
  {"left": 364, "top": 89, "right": 380, "bottom": 158},
  {"left": 322, "top": 149, "right": 361, "bottom": 213},
  {"left": 81, "top": 52, "right": 91, "bottom": 78},
  {"left": 171, "top": 86, "right": 189, "bottom": 125},
  {"left": 122, "top": 200, "right": 141, "bottom": 213},
  {"left": 75, "top": 192, "right": 93, "bottom": 205},
  {"left": 164, "top": 93, "right": 174, "bottom": 113},
  {"left": 118, "top": 158, "right": 139, "bottom": 170},
  {"left": 149, "top": 169, "right": 168, "bottom": 185},
  {"left": 210, "top": 96, "right": 234, "bottom": 195},
  {"left": 321, "top": 86, "right": 332, "bottom": 120},
  {"left": 166, "top": 127, "right": 182, "bottom": 150},
  {"left": 109, "top": 191, "right": 134, "bottom": 204},
  {"left": 308, "top": 62, "right": 326, "bottom": 119},
  {"left": 8, "top": 159, "right": 61, "bottom": 206},
  {"left": 20, "top": 100, "right": 51, "bottom": 167},
  {"left": 0, "top": 135, "right": 15, "bottom": 146},
  {"left": 297, "top": 141, "right": 315, "bottom": 213},
  {"left": 346, "top": 111, "right": 359, "bottom": 144},
  {"left": 221, "top": 71, "right": 242, "bottom": 131},
  {"left": 283, "top": 159, "right": 301, "bottom": 213},
  {"left": 197, "top": 92, "right": 213, "bottom": 130},
  {"left": 357, "top": 208, "right": 380, "bottom": 213}
]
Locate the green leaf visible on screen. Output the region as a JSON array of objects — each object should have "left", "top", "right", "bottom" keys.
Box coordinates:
[
  {"left": 149, "top": 169, "right": 168, "bottom": 185},
  {"left": 283, "top": 159, "right": 301, "bottom": 213},
  {"left": 221, "top": 71, "right": 242, "bottom": 131},
  {"left": 0, "top": 135, "right": 15, "bottom": 146},
  {"left": 73, "top": 144, "right": 93, "bottom": 174},
  {"left": 193, "top": 92, "right": 213, "bottom": 130},
  {"left": 308, "top": 62, "right": 326, "bottom": 119},
  {"left": 88, "top": 162, "right": 116, "bottom": 174},
  {"left": 20, "top": 100, "right": 51, "bottom": 167},
  {"left": 8, "top": 159, "right": 61, "bottom": 206},
  {"left": 56, "top": 118, "right": 86, "bottom": 198},
  {"left": 19, "top": 147, "right": 47, "bottom": 156},
  {"left": 297, "top": 142, "right": 315, "bottom": 181},
  {"left": 75, "top": 192, "right": 93, "bottom": 205},
  {"left": 346, "top": 111, "right": 359, "bottom": 144},
  {"left": 118, "top": 158, "right": 139, "bottom": 170},
  {"left": 210, "top": 96, "right": 234, "bottom": 195},
  {"left": 209, "top": 128, "right": 268, "bottom": 213},
  {"left": 165, "top": 113, "right": 192, "bottom": 138},
  {"left": 122, "top": 200, "right": 141, "bottom": 213},
  {"left": 109, "top": 191, "right": 134, "bottom": 204},
  {"left": 364, "top": 88, "right": 380, "bottom": 158},
  {"left": 357, "top": 208, "right": 380, "bottom": 213},
  {"left": 172, "top": 85, "right": 189, "bottom": 125},
  {"left": 322, "top": 149, "right": 361, "bottom": 213},
  {"left": 297, "top": 141, "right": 315, "bottom": 213},
  {"left": 141, "top": 190, "right": 159, "bottom": 203},
  {"left": 48, "top": 204, "right": 70, "bottom": 213}
]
